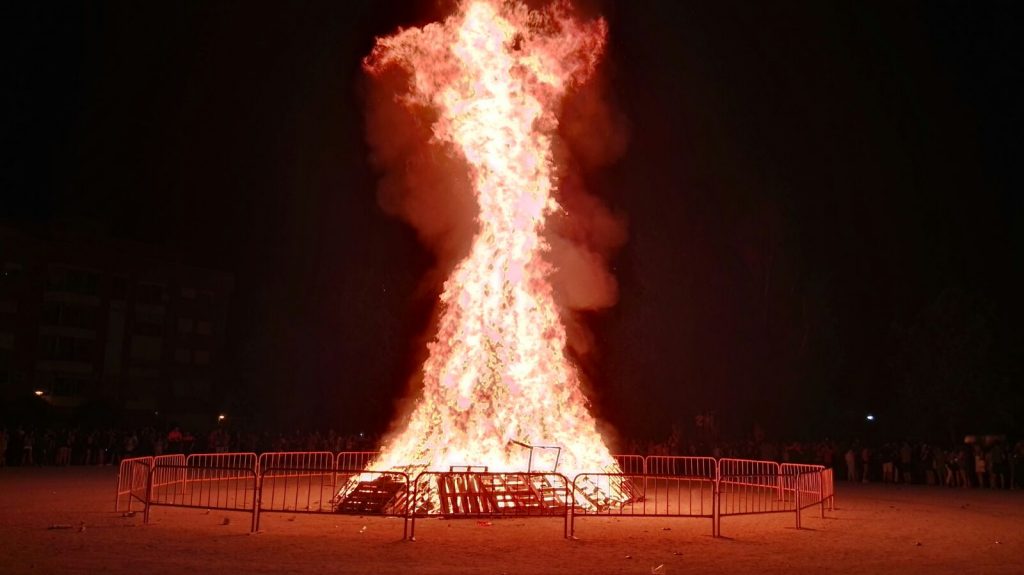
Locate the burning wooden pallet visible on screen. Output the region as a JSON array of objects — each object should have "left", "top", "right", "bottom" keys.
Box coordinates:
[
  {"left": 436, "top": 471, "right": 567, "bottom": 516},
  {"left": 335, "top": 476, "right": 407, "bottom": 515}
]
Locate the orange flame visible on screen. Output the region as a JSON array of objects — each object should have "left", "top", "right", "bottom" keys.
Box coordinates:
[{"left": 364, "top": 0, "right": 620, "bottom": 492}]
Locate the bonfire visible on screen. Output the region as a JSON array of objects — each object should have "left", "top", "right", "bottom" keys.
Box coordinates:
[{"left": 337, "top": 0, "right": 630, "bottom": 515}]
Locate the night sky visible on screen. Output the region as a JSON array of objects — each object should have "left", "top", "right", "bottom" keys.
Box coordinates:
[{"left": 3, "top": 1, "right": 1020, "bottom": 441}]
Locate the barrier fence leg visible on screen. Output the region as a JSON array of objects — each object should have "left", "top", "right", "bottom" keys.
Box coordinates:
[
  {"left": 565, "top": 484, "right": 573, "bottom": 540},
  {"left": 569, "top": 492, "right": 576, "bottom": 539},
  {"left": 409, "top": 481, "right": 418, "bottom": 541},
  {"left": 819, "top": 473, "right": 826, "bottom": 519},
  {"left": 252, "top": 472, "right": 260, "bottom": 533},
  {"left": 143, "top": 467, "right": 154, "bottom": 525},
  {"left": 403, "top": 483, "right": 411, "bottom": 541},
  {"left": 712, "top": 480, "right": 720, "bottom": 538},
  {"left": 795, "top": 482, "right": 801, "bottom": 530},
  {"left": 829, "top": 471, "right": 836, "bottom": 511}
]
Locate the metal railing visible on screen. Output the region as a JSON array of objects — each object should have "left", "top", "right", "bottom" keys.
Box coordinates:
[
  {"left": 645, "top": 456, "right": 718, "bottom": 479},
  {"left": 336, "top": 451, "right": 379, "bottom": 471},
  {"left": 145, "top": 462, "right": 258, "bottom": 531},
  {"left": 570, "top": 472, "right": 715, "bottom": 537},
  {"left": 115, "top": 456, "right": 153, "bottom": 513},
  {"left": 716, "top": 473, "right": 795, "bottom": 536},
  {"left": 115, "top": 451, "right": 835, "bottom": 539},
  {"left": 185, "top": 452, "right": 257, "bottom": 483},
  {"left": 255, "top": 467, "right": 410, "bottom": 537},
  {"left": 612, "top": 454, "right": 646, "bottom": 475}
]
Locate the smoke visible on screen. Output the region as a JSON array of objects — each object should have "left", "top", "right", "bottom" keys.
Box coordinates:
[
  {"left": 362, "top": 23, "right": 629, "bottom": 359},
  {"left": 548, "top": 71, "right": 629, "bottom": 355},
  {"left": 363, "top": 66, "right": 479, "bottom": 289}
]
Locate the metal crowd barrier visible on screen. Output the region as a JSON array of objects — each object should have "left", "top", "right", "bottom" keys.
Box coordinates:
[
  {"left": 719, "top": 458, "right": 781, "bottom": 487},
  {"left": 646, "top": 456, "right": 718, "bottom": 479},
  {"left": 570, "top": 473, "right": 715, "bottom": 537},
  {"left": 337, "top": 451, "right": 379, "bottom": 471},
  {"left": 794, "top": 471, "right": 826, "bottom": 529},
  {"left": 145, "top": 463, "right": 259, "bottom": 531},
  {"left": 257, "top": 451, "right": 335, "bottom": 478},
  {"left": 115, "top": 456, "right": 153, "bottom": 513},
  {"left": 115, "top": 451, "right": 834, "bottom": 539},
  {"left": 715, "top": 473, "right": 795, "bottom": 536},
  {"left": 408, "top": 471, "right": 571, "bottom": 540},
  {"left": 613, "top": 454, "right": 646, "bottom": 474},
  {"left": 151, "top": 454, "right": 186, "bottom": 490},
  {"left": 821, "top": 467, "right": 836, "bottom": 510},
  {"left": 185, "top": 452, "right": 257, "bottom": 483},
  {"left": 782, "top": 464, "right": 834, "bottom": 507}
]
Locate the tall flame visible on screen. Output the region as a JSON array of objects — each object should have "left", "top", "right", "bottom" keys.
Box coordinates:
[{"left": 365, "top": 0, "right": 619, "bottom": 483}]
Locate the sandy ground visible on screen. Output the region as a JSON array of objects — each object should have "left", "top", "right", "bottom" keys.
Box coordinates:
[{"left": 0, "top": 467, "right": 1022, "bottom": 574}]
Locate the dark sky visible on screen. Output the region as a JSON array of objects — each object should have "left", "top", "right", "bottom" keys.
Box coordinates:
[{"left": 2, "top": 1, "right": 1020, "bottom": 440}]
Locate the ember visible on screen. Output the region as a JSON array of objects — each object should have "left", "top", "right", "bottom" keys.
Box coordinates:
[{"left": 338, "top": 0, "right": 627, "bottom": 512}]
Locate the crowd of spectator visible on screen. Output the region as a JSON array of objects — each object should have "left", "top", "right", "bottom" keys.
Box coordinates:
[
  {"left": 0, "top": 426, "right": 378, "bottom": 468},
  {"left": 1, "top": 424, "right": 1022, "bottom": 490},
  {"left": 628, "top": 432, "right": 1024, "bottom": 490}
]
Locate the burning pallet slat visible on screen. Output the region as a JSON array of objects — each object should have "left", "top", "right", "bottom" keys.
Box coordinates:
[{"left": 335, "top": 477, "right": 406, "bottom": 515}]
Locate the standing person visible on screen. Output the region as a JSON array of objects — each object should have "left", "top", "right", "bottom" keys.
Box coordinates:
[
  {"left": 55, "top": 430, "right": 71, "bottom": 466},
  {"left": 958, "top": 446, "right": 972, "bottom": 488},
  {"left": 989, "top": 441, "right": 1006, "bottom": 489},
  {"left": 21, "top": 430, "right": 34, "bottom": 466},
  {"left": 861, "top": 446, "right": 872, "bottom": 483},
  {"left": 920, "top": 444, "right": 935, "bottom": 485},
  {"left": 900, "top": 441, "right": 914, "bottom": 484},
  {"left": 181, "top": 430, "right": 195, "bottom": 455},
  {"left": 881, "top": 444, "right": 895, "bottom": 483},
  {"left": 932, "top": 448, "right": 947, "bottom": 486},
  {"left": 167, "top": 427, "right": 182, "bottom": 454},
  {"left": 83, "top": 431, "right": 95, "bottom": 466},
  {"left": 974, "top": 445, "right": 987, "bottom": 488},
  {"left": 945, "top": 448, "right": 958, "bottom": 486}
]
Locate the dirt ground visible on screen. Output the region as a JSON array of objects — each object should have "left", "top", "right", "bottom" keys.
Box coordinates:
[{"left": 0, "top": 467, "right": 1021, "bottom": 574}]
